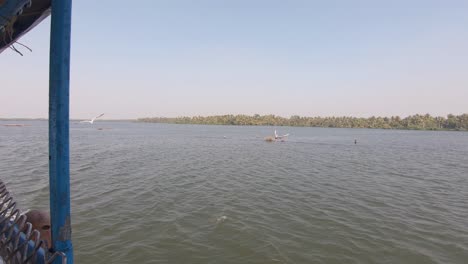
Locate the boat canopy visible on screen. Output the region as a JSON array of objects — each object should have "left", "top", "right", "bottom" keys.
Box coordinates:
[{"left": 0, "top": 0, "right": 51, "bottom": 53}]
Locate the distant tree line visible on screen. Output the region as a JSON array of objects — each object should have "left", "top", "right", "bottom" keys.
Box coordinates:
[{"left": 137, "top": 114, "right": 468, "bottom": 131}]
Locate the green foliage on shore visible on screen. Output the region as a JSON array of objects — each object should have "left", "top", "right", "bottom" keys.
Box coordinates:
[{"left": 137, "top": 114, "right": 468, "bottom": 131}]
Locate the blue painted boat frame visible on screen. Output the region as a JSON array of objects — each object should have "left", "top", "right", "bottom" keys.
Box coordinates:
[
  {"left": 48, "top": 0, "right": 73, "bottom": 263},
  {"left": 1, "top": 0, "right": 74, "bottom": 263}
]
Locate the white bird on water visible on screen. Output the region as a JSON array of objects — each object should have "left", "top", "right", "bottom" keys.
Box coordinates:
[{"left": 79, "top": 113, "right": 104, "bottom": 124}]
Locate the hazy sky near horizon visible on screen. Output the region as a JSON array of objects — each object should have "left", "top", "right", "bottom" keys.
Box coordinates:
[{"left": 1, "top": 0, "right": 468, "bottom": 119}]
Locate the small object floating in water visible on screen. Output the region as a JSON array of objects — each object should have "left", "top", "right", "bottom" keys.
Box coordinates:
[
  {"left": 216, "top": 215, "right": 227, "bottom": 223},
  {"left": 354, "top": 139, "right": 357, "bottom": 144},
  {"left": 223, "top": 136, "right": 227, "bottom": 139}
]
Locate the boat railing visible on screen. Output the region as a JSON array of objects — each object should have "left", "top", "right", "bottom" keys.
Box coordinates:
[{"left": 0, "top": 180, "right": 67, "bottom": 264}]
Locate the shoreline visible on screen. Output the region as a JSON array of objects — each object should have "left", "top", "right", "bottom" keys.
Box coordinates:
[{"left": 135, "top": 121, "right": 468, "bottom": 132}]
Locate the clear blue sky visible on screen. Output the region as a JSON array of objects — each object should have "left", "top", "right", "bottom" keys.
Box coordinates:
[{"left": 1, "top": 0, "right": 467, "bottom": 119}]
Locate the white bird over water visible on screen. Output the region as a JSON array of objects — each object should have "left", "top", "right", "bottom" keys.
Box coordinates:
[
  {"left": 274, "top": 130, "right": 289, "bottom": 140},
  {"left": 79, "top": 113, "right": 104, "bottom": 124}
]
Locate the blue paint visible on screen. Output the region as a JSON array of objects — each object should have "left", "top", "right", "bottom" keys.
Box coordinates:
[
  {"left": 0, "top": 0, "right": 30, "bottom": 25},
  {"left": 0, "top": 220, "right": 46, "bottom": 263},
  {"left": 0, "top": 0, "right": 51, "bottom": 54},
  {"left": 49, "top": 0, "right": 73, "bottom": 263}
]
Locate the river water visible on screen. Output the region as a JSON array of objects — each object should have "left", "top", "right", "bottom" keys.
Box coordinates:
[{"left": 1, "top": 121, "right": 467, "bottom": 263}]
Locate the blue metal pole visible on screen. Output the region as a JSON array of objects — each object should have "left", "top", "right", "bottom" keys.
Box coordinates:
[{"left": 49, "top": 0, "right": 73, "bottom": 263}]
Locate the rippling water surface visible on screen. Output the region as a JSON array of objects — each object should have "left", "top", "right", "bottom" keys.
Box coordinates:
[{"left": 1, "top": 121, "right": 467, "bottom": 263}]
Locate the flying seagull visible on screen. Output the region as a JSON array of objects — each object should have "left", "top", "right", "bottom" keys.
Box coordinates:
[
  {"left": 265, "top": 130, "right": 290, "bottom": 142},
  {"left": 79, "top": 113, "right": 104, "bottom": 124},
  {"left": 274, "top": 130, "right": 289, "bottom": 140}
]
